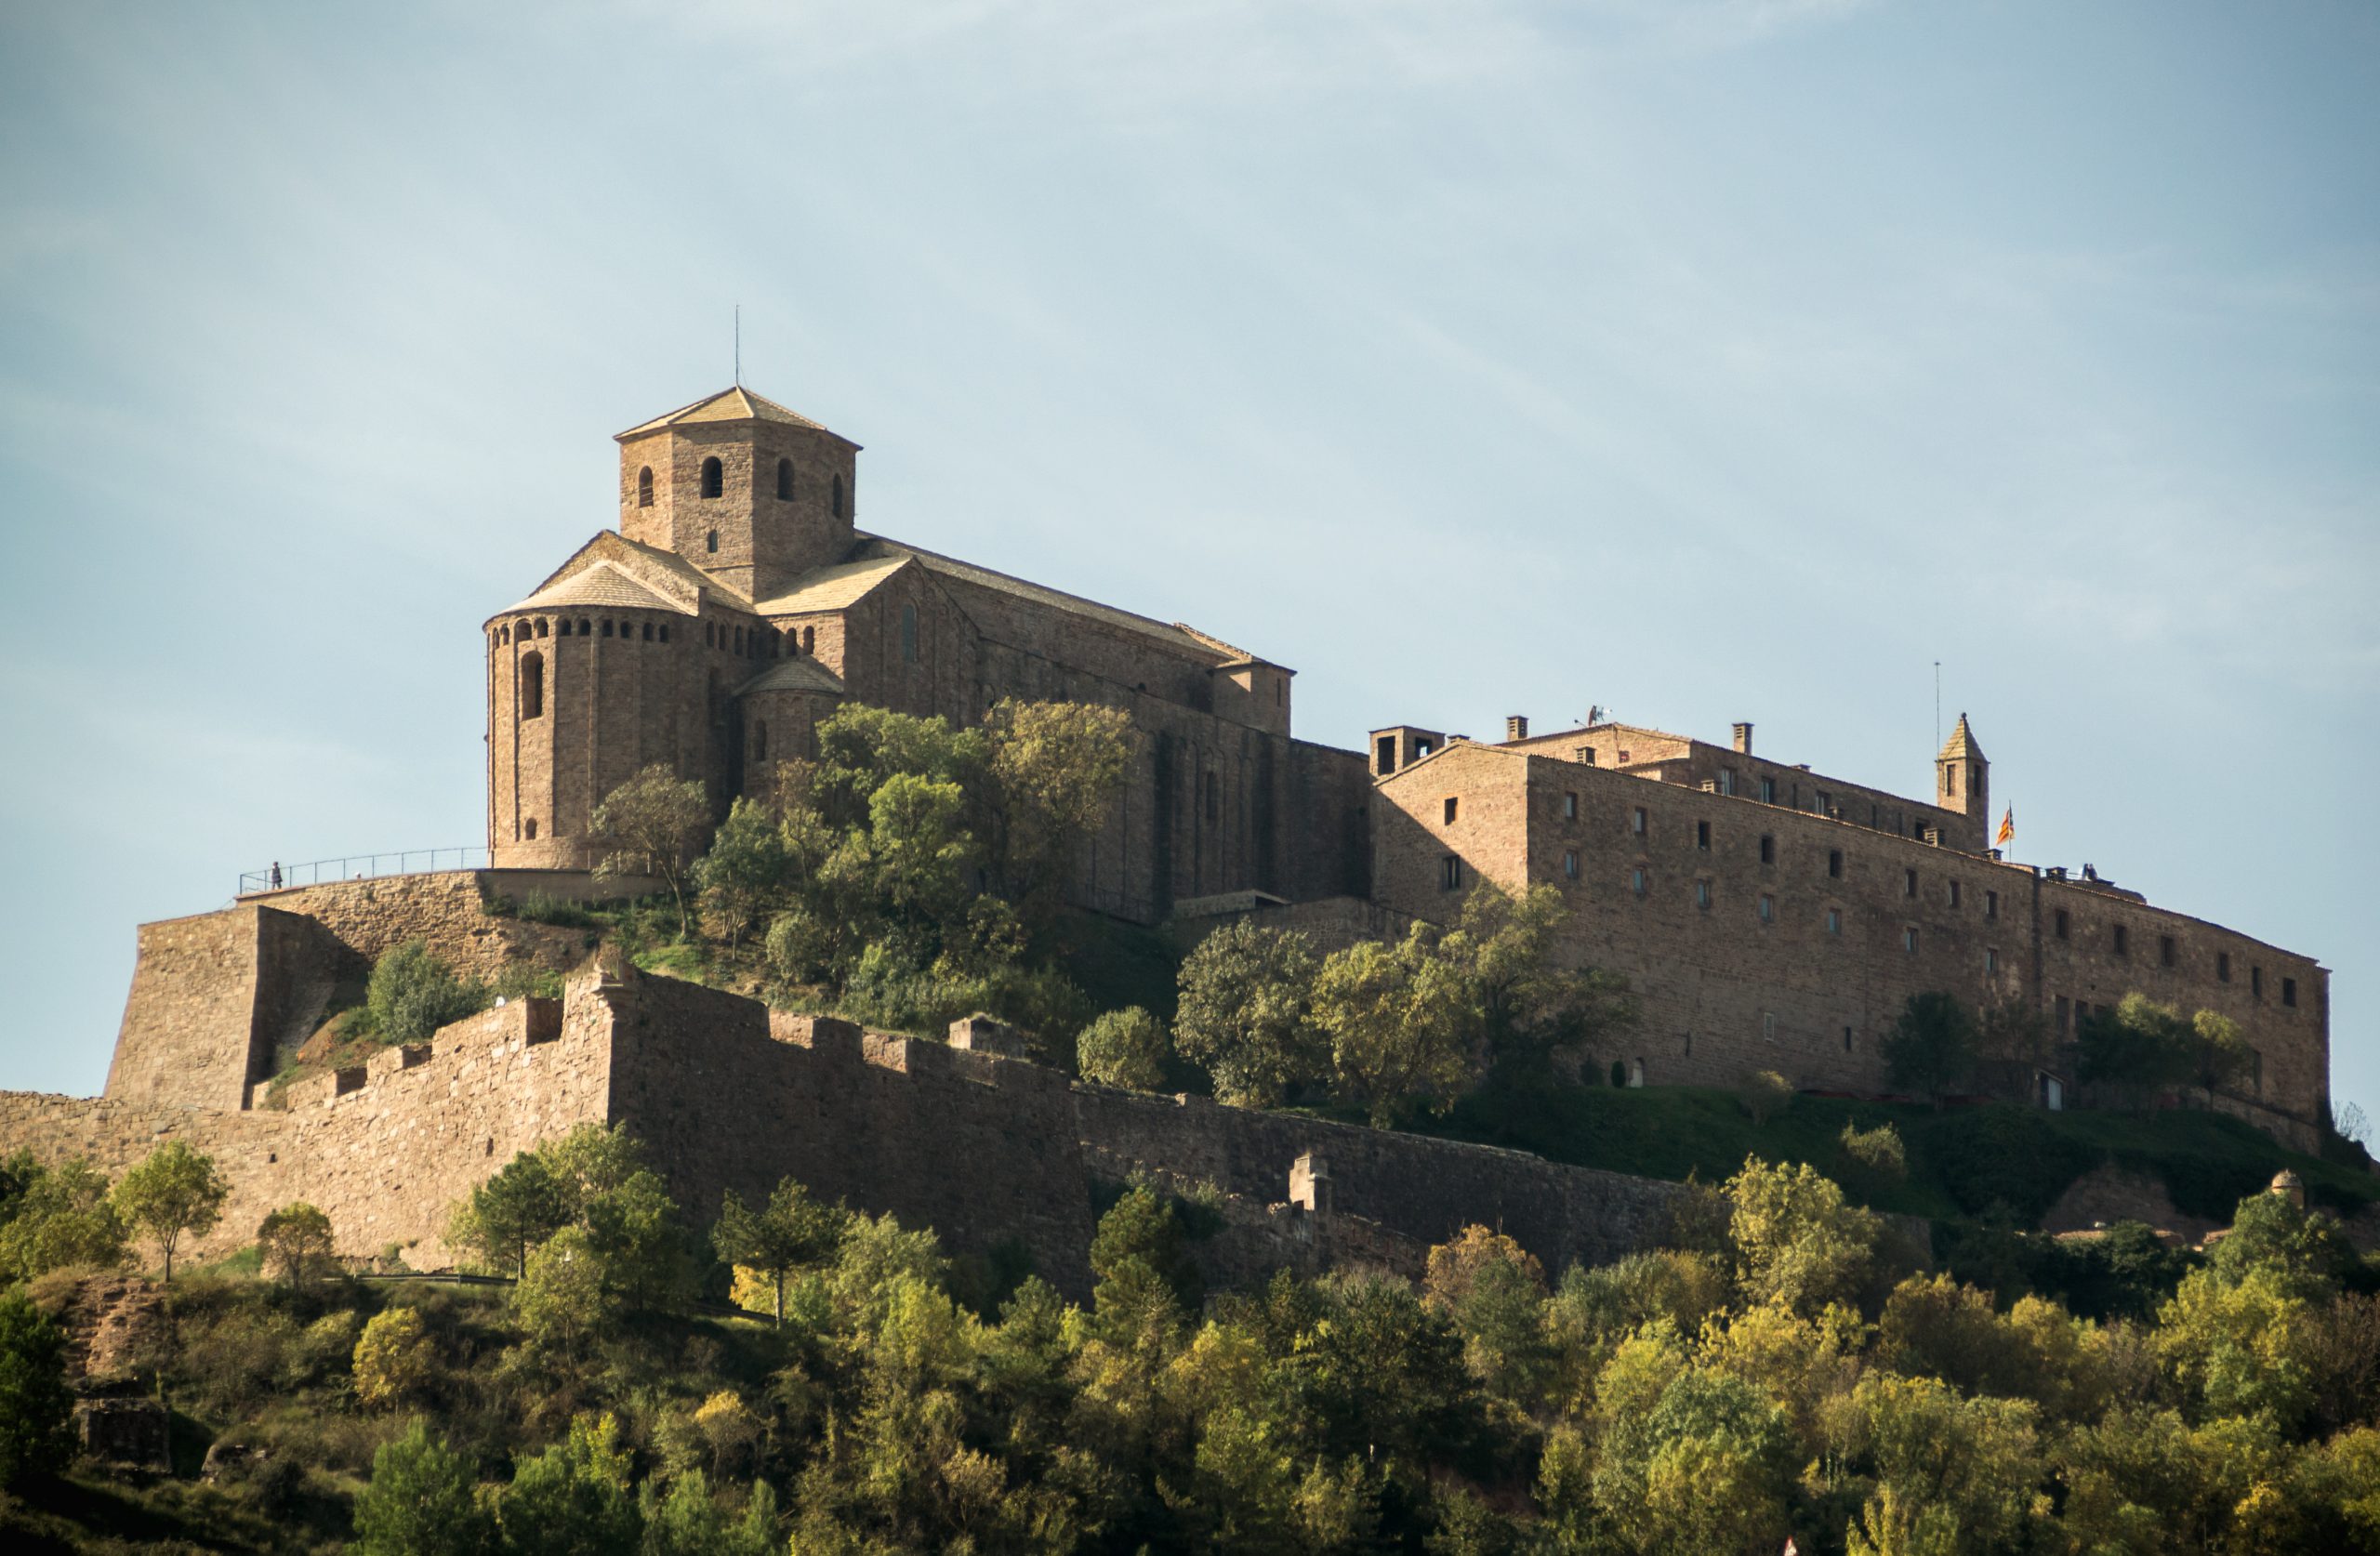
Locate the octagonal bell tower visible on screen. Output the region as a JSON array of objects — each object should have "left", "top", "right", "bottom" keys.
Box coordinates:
[{"left": 615, "top": 387, "right": 863, "bottom": 600}]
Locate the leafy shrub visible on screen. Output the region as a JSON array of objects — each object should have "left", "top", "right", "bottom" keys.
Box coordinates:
[
  {"left": 1076, "top": 1007, "right": 1170, "bottom": 1090},
  {"left": 517, "top": 890, "right": 598, "bottom": 929},
  {"left": 1737, "top": 1070, "right": 1794, "bottom": 1127},
  {"left": 353, "top": 1305, "right": 438, "bottom": 1410},
  {"left": 257, "top": 1201, "right": 336, "bottom": 1288},
  {"left": 353, "top": 1419, "right": 495, "bottom": 1556},
  {"left": 0, "top": 1288, "right": 73, "bottom": 1489},
  {"left": 1919, "top": 1107, "right": 2099, "bottom": 1221},
  {"left": 0, "top": 1157, "right": 126, "bottom": 1279},
  {"left": 367, "top": 940, "right": 491, "bottom": 1043},
  {"left": 1839, "top": 1122, "right": 1908, "bottom": 1185}
]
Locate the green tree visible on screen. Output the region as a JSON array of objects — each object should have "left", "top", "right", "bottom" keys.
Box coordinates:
[
  {"left": 713, "top": 1178, "right": 849, "bottom": 1325},
  {"left": 112, "top": 1138, "right": 229, "bottom": 1282},
  {"left": 591, "top": 763, "right": 711, "bottom": 938},
  {"left": 2186, "top": 1008, "right": 2253, "bottom": 1105},
  {"left": 1310, "top": 925, "right": 1475, "bottom": 1127},
  {"left": 515, "top": 1226, "right": 621, "bottom": 1363},
  {"left": 984, "top": 696, "right": 1135, "bottom": 918},
  {"left": 257, "top": 1201, "right": 336, "bottom": 1288},
  {"left": 367, "top": 939, "right": 491, "bottom": 1043},
  {"left": 2076, "top": 993, "right": 2194, "bottom": 1111},
  {"left": 693, "top": 794, "right": 789, "bottom": 946},
  {"left": 1075, "top": 1007, "right": 1170, "bottom": 1091},
  {"left": 1173, "top": 920, "right": 1324, "bottom": 1108},
  {"left": 1726, "top": 1155, "right": 1886, "bottom": 1317},
  {"left": 450, "top": 1151, "right": 570, "bottom": 1278},
  {"left": 1091, "top": 1185, "right": 1202, "bottom": 1315},
  {"left": 1880, "top": 992, "right": 1976, "bottom": 1106},
  {"left": 0, "top": 1288, "right": 73, "bottom": 1491},
  {"left": 1443, "top": 883, "right": 1636, "bottom": 1072},
  {"left": 541, "top": 1124, "right": 687, "bottom": 1307},
  {"left": 351, "top": 1419, "right": 495, "bottom": 1556},
  {"left": 353, "top": 1304, "right": 439, "bottom": 1410},
  {"left": 0, "top": 1157, "right": 126, "bottom": 1279},
  {"left": 500, "top": 1412, "right": 642, "bottom": 1556}
]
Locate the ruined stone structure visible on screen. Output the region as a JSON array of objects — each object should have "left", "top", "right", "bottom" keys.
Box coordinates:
[{"left": 0, "top": 383, "right": 2335, "bottom": 1289}]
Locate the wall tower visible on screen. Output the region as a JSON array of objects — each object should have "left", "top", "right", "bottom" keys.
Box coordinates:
[{"left": 1935, "top": 712, "right": 1989, "bottom": 851}]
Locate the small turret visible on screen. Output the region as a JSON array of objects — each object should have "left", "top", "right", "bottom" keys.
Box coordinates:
[{"left": 1935, "top": 713, "right": 1989, "bottom": 849}]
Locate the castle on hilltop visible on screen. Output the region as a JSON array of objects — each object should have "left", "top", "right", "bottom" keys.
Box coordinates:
[
  {"left": 482, "top": 386, "right": 2330, "bottom": 1136},
  {"left": 3, "top": 385, "right": 2333, "bottom": 1285}
]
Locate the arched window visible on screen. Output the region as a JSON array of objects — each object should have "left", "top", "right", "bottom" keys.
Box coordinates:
[
  {"left": 641, "top": 622, "right": 654, "bottom": 641},
  {"left": 535, "top": 619, "right": 549, "bottom": 638},
  {"left": 637, "top": 466, "right": 654, "bottom": 507},
  {"left": 753, "top": 722, "right": 769, "bottom": 761},
  {"left": 557, "top": 619, "right": 571, "bottom": 637},
  {"left": 524, "top": 817, "right": 537, "bottom": 839},
  {"left": 701, "top": 456, "right": 723, "bottom": 498},
  {"left": 831, "top": 474, "right": 845, "bottom": 518},
  {"left": 519, "top": 652, "right": 545, "bottom": 719},
  {"left": 734, "top": 627, "right": 744, "bottom": 653},
  {"left": 801, "top": 626, "right": 815, "bottom": 655},
  {"left": 770, "top": 630, "right": 782, "bottom": 658},
  {"left": 707, "top": 530, "right": 719, "bottom": 554},
  {"left": 657, "top": 625, "right": 669, "bottom": 643},
  {"left": 775, "top": 458, "right": 793, "bottom": 500},
  {"left": 497, "top": 625, "right": 509, "bottom": 646},
  {"left": 577, "top": 618, "right": 590, "bottom": 637}
]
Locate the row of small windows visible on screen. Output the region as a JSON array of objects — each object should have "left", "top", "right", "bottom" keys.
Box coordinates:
[
  {"left": 498, "top": 617, "right": 672, "bottom": 647},
  {"left": 637, "top": 460, "right": 846, "bottom": 516}
]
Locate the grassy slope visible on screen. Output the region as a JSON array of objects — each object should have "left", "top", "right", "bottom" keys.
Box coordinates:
[{"left": 1394, "top": 1080, "right": 2378, "bottom": 1226}]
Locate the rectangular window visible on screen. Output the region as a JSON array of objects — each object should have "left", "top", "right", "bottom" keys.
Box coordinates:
[
  {"left": 2160, "top": 935, "right": 2176, "bottom": 969},
  {"left": 1829, "top": 850, "right": 1844, "bottom": 878},
  {"left": 1440, "top": 855, "right": 1461, "bottom": 891},
  {"left": 1718, "top": 768, "right": 1737, "bottom": 796},
  {"left": 1844, "top": 1025, "right": 1854, "bottom": 1052},
  {"left": 1760, "top": 777, "right": 1777, "bottom": 804},
  {"left": 1904, "top": 868, "right": 1918, "bottom": 899},
  {"left": 900, "top": 604, "right": 919, "bottom": 665},
  {"left": 1444, "top": 797, "right": 1458, "bottom": 824},
  {"left": 2252, "top": 966, "right": 2264, "bottom": 997},
  {"left": 1632, "top": 807, "right": 1647, "bottom": 836},
  {"left": 1564, "top": 792, "right": 1578, "bottom": 820},
  {"left": 1826, "top": 908, "right": 1842, "bottom": 935},
  {"left": 1903, "top": 926, "right": 1920, "bottom": 954},
  {"left": 1760, "top": 834, "right": 1775, "bottom": 864},
  {"left": 1762, "top": 1011, "right": 1777, "bottom": 1042},
  {"left": 1986, "top": 947, "right": 2000, "bottom": 974},
  {"left": 1375, "top": 735, "right": 1396, "bottom": 774},
  {"left": 2112, "top": 925, "right": 2128, "bottom": 957},
  {"left": 1630, "top": 865, "right": 1648, "bottom": 896},
  {"left": 1564, "top": 849, "right": 1580, "bottom": 879},
  {"left": 1697, "top": 820, "right": 1711, "bottom": 851},
  {"left": 2054, "top": 909, "right": 2069, "bottom": 940},
  {"left": 2218, "top": 952, "right": 2232, "bottom": 982},
  {"left": 1695, "top": 879, "right": 1713, "bottom": 910},
  {"left": 1759, "top": 893, "right": 1775, "bottom": 922},
  {"left": 1949, "top": 880, "right": 1962, "bottom": 909},
  {"left": 1578, "top": 745, "right": 1597, "bottom": 765},
  {"left": 1816, "top": 790, "right": 1831, "bottom": 815},
  {"left": 1986, "top": 890, "right": 1999, "bottom": 920},
  {"left": 2282, "top": 977, "right": 2297, "bottom": 1008}
]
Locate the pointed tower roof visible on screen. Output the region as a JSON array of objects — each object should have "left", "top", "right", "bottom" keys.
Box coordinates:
[
  {"left": 615, "top": 386, "right": 857, "bottom": 445},
  {"left": 1937, "top": 712, "right": 1985, "bottom": 763}
]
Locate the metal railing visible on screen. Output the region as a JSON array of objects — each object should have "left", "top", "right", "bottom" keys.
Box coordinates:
[{"left": 238, "top": 847, "right": 490, "bottom": 896}]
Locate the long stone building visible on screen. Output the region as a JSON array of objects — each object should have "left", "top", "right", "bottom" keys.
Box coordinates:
[{"left": 479, "top": 385, "right": 2331, "bottom": 1145}]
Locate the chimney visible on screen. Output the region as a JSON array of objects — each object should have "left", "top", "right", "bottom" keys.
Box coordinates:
[
  {"left": 1507, "top": 716, "right": 1529, "bottom": 743},
  {"left": 1732, "top": 721, "right": 1753, "bottom": 754}
]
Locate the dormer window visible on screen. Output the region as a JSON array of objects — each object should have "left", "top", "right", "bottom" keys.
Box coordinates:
[
  {"left": 775, "top": 458, "right": 793, "bottom": 500},
  {"left": 701, "top": 456, "right": 724, "bottom": 498},
  {"left": 637, "top": 466, "right": 654, "bottom": 507}
]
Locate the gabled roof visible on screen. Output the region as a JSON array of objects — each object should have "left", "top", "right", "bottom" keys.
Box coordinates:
[
  {"left": 749, "top": 554, "right": 912, "bottom": 616},
  {"left": 616, "top": 386, "right": 843, "bottom": 440},
  {"left": 491, "top": 531, "right": 730, "bottom": 623},
  {"left": 1937, "top": 713, "right": 1985, "bottom": 763},
  {"left": 509, "top": 560, "right": 679, "bottom": 614},
  {"left": 736, "top": 659, "right": 848, "bottom": 697},
  {"left": 850, "top": 533, "right": 1231, "bottom": 660}
]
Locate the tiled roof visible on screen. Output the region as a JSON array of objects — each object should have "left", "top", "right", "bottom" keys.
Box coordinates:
[
  {"left": 1937, "top": 713, "right": 1985, "bottom": 762},
  {"left": 749, "top": 554, "right": 911, "bottom": 616},
  {"left": 616, "top": 386, "right": 840, "bottom": 440},
  {"left": 506, "top": 560, "right": 681, "bottom": 615},
  {"left": 736, "top": 659, "right": 848, "bottom": 697},
  {"left": 851, "top": 534, "right": 1222, "bottom": 658}
]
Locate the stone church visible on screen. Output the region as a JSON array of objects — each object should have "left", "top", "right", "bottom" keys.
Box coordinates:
[{"left": 485, "top": 387, "right": 2332, "bottom": 1144}]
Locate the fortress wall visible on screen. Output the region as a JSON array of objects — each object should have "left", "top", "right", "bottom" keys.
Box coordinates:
[
  {"left": 597, "top": 968, "right": 1102, "bottom": 1297},
  {"left": 1069, "top": 1087, "right": 1683, "bottom": 1279},
  {"left": 242, "top": 873, "right": 591, "bottom": 982},
  {"left": 7, "top": 992, "right": 613, "bottom": 1270},
  {"left": 103, "top": 906, "right": 356, "bottom": 1112}
]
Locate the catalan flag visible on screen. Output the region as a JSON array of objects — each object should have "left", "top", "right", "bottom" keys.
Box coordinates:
[{"left": 1996, "top": 807, "right": 2015, "bottom": 847}]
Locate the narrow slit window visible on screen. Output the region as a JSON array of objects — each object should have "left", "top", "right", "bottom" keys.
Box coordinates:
[
  {"left": 1563, "top": 849, "right": 1580, "bottom": 878},
  {"left": 1444, "top": 797, "right": 1459, "bottom": 824},
  {"left": 1441, "top": 855, "right": 1461, "bottom": 891},
  {"left": 1829, "top": 849, "right": 1844, "bottom": 878},
  {"left": 518, "top": 652, "right": 544, "bottom": 719},
  {"left": 1696, "top": 820, "right": 1711, "bottom": 851},
  {"left": 1759, "top": 834, "right": 1775, "bottom": 864},
  {"left": 637, "top": 466, "right": 654, "bottom": 507},
  {"left": 775, "top": 458, "right": 794, "bottom": 500}
]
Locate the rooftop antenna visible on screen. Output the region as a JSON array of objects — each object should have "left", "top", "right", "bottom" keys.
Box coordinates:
[
  {"left": 734, "top": 304, "right": 741, "bottom": 387},
  {"left": 1933, "top": 661, "right": 1941, "bottom": 751}
]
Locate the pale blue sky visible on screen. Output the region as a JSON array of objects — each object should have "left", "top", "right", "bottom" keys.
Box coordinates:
[{"left": 3, "top": 1, "right": 2374, "bottom": 1125}]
